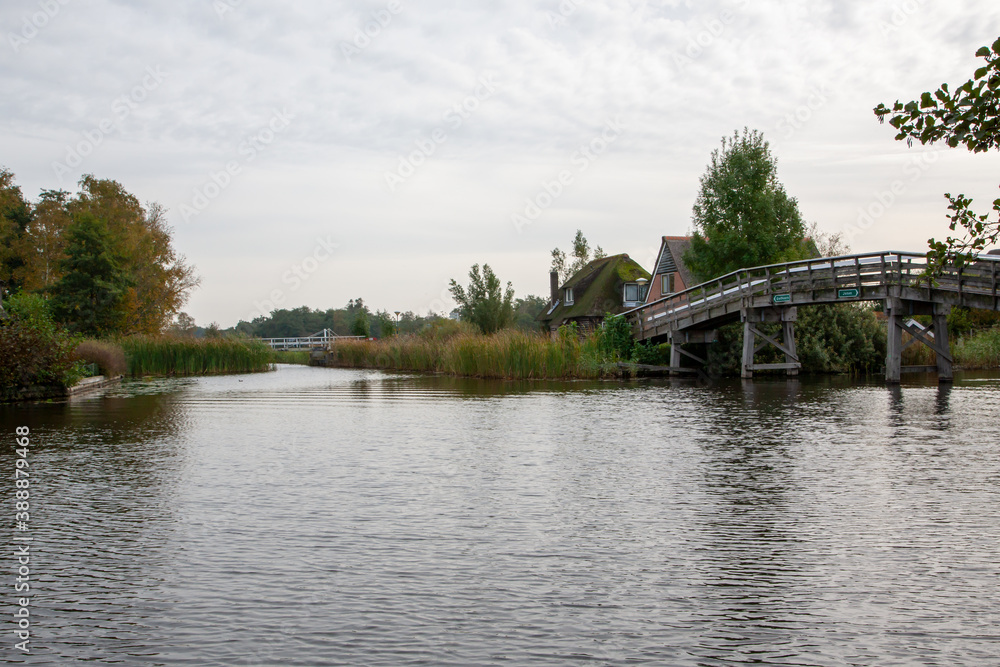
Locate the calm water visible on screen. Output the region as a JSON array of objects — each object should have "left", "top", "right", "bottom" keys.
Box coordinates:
[{"left": 3, "top": 365, "right": 1000, "bottom": 666}]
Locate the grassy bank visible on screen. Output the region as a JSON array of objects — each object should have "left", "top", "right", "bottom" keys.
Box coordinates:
[
  {"left": 117, "top": 336, "right": 273, "bottom": 376},
  {"left": 325, "top": 329, "right": 626, "bottom": 379}
]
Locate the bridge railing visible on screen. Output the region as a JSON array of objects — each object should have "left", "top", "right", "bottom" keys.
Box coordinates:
[
  {"left": 259, "top": 328, "right": 365, "bottom": 350},
  {"left": 624, "top": 250, "right": 1000, "bottom": 337}
]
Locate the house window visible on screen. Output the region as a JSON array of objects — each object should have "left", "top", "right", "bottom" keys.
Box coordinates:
[
  {"left": 661, "top": 272, "right": 675, "bottom": 295},
  {"left": 564, "top": 287, "right": 574, "bottom": 305},
  {"left": 624, "top": 283, "right": 643, "bottom": 303}
]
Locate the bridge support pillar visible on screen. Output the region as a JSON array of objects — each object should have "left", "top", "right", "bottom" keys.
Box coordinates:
[
  {"left": 668, "top": 329, "right": 717, "bottom": 376},
  {"left": 934, "top": 305, "right": 953, "bottom": 382},
  {"left": 741, "top": 307, "right": 800, "bottom": 379},
  {"left": 885, "top": 299, "right": 953, "bottom": 383},
  {"left": 885, "top": 301, "right": 903, "bottom": 383}
]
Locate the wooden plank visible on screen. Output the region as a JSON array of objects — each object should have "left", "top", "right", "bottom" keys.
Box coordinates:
[{"left": 750, "top": 363, "right": 802, "bottom": 370}]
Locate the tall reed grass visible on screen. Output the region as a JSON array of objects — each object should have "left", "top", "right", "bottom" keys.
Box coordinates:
[
  {"left": 73, "top": 340, "right": 128, "bottom": 377},
  {"left": 326, "top": 329, "right": 619, "bottom": 379},
  {"left": 270, "top": 349, "right": 312, "bottom": 365},
  {"left": 954, "top": 326, "right": 1000, "bottom": 369},
  {"left": 118, "top": 336, "right": 273, "bottom": 376}
]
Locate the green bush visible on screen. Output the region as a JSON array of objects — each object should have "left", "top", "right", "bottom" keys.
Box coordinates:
[
  {"left": 595, "top": 313, "right": 635, "bottom": 360},
  {"left": 0, "top": 293, "right": 83, "bottom": 397}
]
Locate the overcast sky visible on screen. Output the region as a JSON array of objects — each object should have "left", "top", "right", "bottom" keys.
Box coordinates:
[{"left": 2, "top": 0, "right": 999, "bottom": 327}]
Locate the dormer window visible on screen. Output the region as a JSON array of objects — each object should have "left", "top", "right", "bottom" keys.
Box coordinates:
[
  {"left": 623, "top": 282, "right": 648, "bottom": 304},
  {"left": 564, "top": 287, "right": 574, "bottom": 305}
]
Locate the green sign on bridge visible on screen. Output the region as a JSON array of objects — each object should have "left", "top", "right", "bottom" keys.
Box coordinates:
[
  {"left": 772, "top": 294, "right": 791, "bottom": 304},
  {"left": 838, "top": 288, "right": 860, "bottom": 298}
]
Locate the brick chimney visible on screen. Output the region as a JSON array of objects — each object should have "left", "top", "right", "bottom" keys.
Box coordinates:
[{"left": 550, "top": 271, "right": 560, "bottom": 306}]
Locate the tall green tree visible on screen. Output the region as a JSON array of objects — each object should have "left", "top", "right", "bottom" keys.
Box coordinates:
[
  {"left": 874, "top": 37, "right": 1000, "bottom": 271},
  {"left": 550, "top": 230, "right": 605, "bottom": 283},
  {"left": 684, "top": 128, "right": 808, "bottom": 281},
  {"left": 49, "top": 213, "right": 132, "bottom": 336},
  {"left": 350, "top": 309, "right": 371, "bottom": 337},
  {"left": 449, "top": 263, "right": 515, "bottom": 334}
]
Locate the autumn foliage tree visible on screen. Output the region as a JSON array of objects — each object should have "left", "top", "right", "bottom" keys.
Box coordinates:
[
  {"left": 0, "top": 169, "right": 199, "bottom": 335},
  {"left": 68, "top": 176, "right": 199, "bottom": 333}
]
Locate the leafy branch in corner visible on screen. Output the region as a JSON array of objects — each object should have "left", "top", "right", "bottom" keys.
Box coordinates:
[{"left": 874, "top": 37, "right": 1000, "bottom": 273}]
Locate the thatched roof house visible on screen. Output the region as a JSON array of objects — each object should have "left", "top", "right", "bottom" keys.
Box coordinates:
[{"left": 537, "top": 254, "right": 651, "bottom": 337}]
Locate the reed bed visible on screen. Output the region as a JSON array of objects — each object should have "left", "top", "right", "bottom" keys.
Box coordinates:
[
  {"left": 270, "top": 349, "right": 312, "bottom": 365},
  {"left": 73, "top": 340, "right": 128, "bottom": 377},
  {"left": 954, "top": 326, "right": 1000, "bottom": 370},
  {"left": 118, "top": 336, "right": 273, "bottom": 376},
  {"left": 326, "top": 330, "right": 617, "bottom": 379}
]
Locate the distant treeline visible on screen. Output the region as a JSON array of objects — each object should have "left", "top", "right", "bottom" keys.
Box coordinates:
[{"left": 229, "top": 296, "right": 549, "bottom": 339}]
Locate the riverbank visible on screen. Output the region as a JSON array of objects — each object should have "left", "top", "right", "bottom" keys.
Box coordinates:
[
  {"left": 317, "top": 325, "right": 1000, "bottom": 381},
  {"left": 321, "top": 329, "right": 629, "bottom": 380}
]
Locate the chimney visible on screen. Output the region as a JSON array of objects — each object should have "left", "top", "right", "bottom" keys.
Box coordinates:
[{"left": 550, "top": 271, "right": 560, "bottom": 306}]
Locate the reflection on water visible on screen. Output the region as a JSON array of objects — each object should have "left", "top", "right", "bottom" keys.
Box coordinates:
[{"left": 2, "top": 365, "right": 1000, "bottom": 665}]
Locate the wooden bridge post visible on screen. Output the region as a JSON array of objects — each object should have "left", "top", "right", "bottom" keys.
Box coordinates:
[
  {"left": 741, "top": 307, "right": 800, "bottom": 379},
  {"left": 933, "top": 303, "right": 953, "bottom": 382},
  {"left": 670, "top": 337, "right": 682, "bottom": 375},
  {"left": 782, "top": 318, "right": 799, "bottom": 377},
  {"left": 885, "top": 298, "right": 903, "bottom": 383},
  {"left": 741, "top": 318, "right": 755, "bottom": 379}
]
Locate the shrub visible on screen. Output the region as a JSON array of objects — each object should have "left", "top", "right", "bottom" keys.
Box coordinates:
[{"left": 0, "top": 293, "right": 83, "bottom": 397}]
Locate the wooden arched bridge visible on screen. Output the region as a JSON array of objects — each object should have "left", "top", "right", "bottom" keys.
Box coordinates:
[{"left": 623, "top": 251, "right": 1000, "bottom": 383}]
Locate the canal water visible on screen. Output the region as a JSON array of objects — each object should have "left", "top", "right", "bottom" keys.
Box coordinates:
[{"left": 3, "top": 365, "right": 1000, "bottom": 666}]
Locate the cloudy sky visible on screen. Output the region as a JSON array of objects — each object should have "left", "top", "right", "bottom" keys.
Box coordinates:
[{"left": 2, "top": 0, "right": 999, "bottom": 327}]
